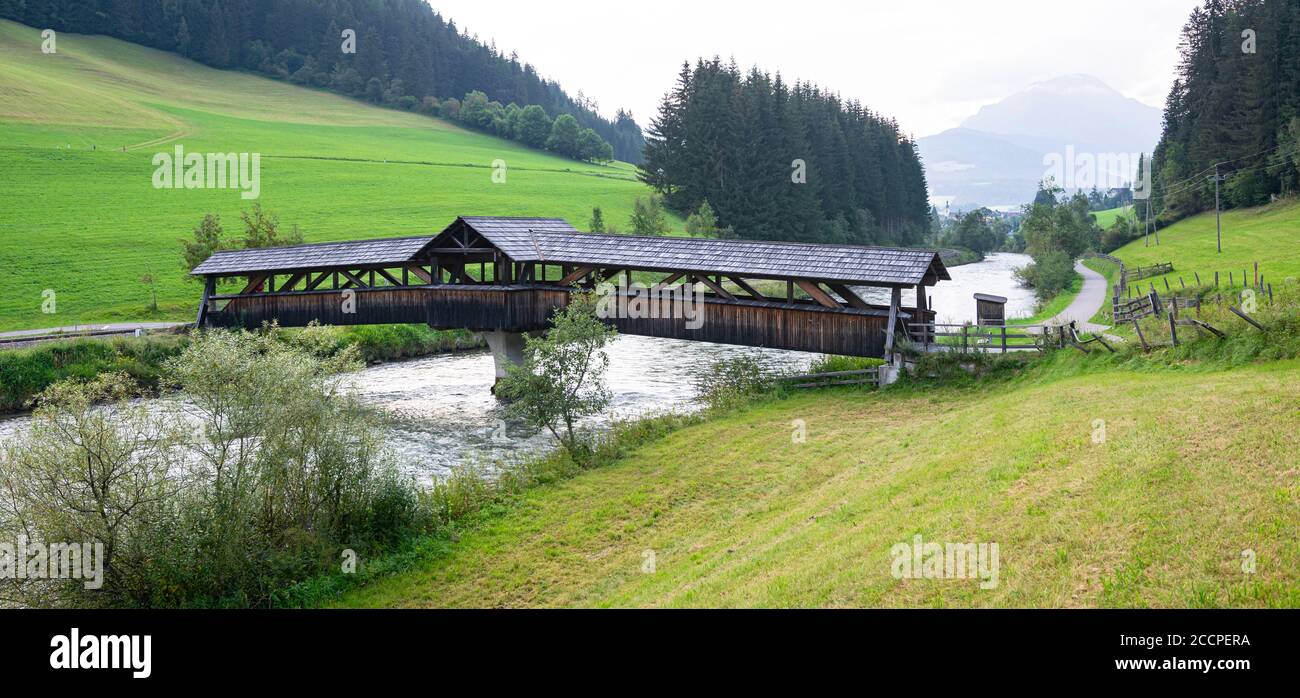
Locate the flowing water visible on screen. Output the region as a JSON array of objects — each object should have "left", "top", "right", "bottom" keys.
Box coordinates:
[
  {"left": 853, "top": 252, "right": 1037, "bottom": 323},
  {"left": 0, "top": 253, "right": 1034, "bottom": 483}
]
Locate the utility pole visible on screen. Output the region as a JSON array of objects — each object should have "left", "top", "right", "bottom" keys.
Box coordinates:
[
  {"left": 1207, "top": 163, "right": 1227, "bottom": 253},
  {"left": 1152, "top": 203, "right": 1160, "bottom": 246},
  {"left": 1143, "top": 200, "right": 1149, "bottom": 246}
]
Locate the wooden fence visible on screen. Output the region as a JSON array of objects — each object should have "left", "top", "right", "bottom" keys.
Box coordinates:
[
  {"left": 1128, "top": 262, "right": 1174, "bottom": 280},
  {"left": 1084, "top": 252, "right": 1274, "bottom": 322},
  {"left": 1114, "top": 289, "right": 1238, "bottom": 351},
  {"left": 781, "top": 367, "right": 879, "bottom": 389},
  {"left": 1121, "top": 261, "right": 1272, "bottom": 304}
]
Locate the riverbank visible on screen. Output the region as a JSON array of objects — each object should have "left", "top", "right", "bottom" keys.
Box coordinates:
[
  {"left": 0, "top": 324, "right": 484, "bottom": 414},
  {"left": 938, "top": 247, "right": 984, "bottom": 268},
  {"left": 330, "top": 346, "right": 1300, "bottom": 608}
]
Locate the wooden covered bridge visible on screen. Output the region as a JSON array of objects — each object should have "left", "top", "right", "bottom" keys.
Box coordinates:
[{"left": 191, "top": 216, "right": 948, "bottom": 381}]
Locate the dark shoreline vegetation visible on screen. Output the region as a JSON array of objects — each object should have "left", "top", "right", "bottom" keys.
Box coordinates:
[
  {"left": 0, "top": 324, "right": 483, "bottom": 415},
  {"left": 938, "top": 247, "right": 985, "bottom": 268}
]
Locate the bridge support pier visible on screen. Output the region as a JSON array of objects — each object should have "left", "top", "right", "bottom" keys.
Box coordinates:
[
  {"left": 877, "top": 353, "right": 906, "bottom": 387},
  {"left": 483, "top": 330, "right": 527, "bottom": 395}
]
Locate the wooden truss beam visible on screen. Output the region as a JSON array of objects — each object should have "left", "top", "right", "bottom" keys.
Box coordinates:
[
  {"left": 238, "top": 274, "right": 269, "bottom": 295},
  {"left": 727, "top": 276, "right": 768, "bottom": 301},
  {"left": 651, "top": 272, "right": 686, "bottom": 290},
  {"left": 691, "top": 274, "right": 735, "bottom": 301},
  {"left": 374, "top": 268, "right": 404, "bottom": 287},
  {"left": 406, "top": 265, "right": 433, "bottom": 284},
  {"left": 558, "top": 266, "right": 595, "bottom": 286},
  {"left": 884, "top": 287, "right": 901, "bottom": 356},
  {"left": 826, "top": 283, "right": 871, "bottom": 311},
  {"left": 338, "top": 270, "right": 370, "bottom": 289},
  {"left": 305, "top": 272, "right": 332, "bottom": 291},
  {"left": 277, "top": 272, "right": 307, "bottom": 293},
  {"left": 794, "top": 280, "right": 840, "bottom": 309}
]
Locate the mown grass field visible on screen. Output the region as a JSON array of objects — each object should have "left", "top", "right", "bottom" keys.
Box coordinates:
[
  {"left": 1111, "top": 199, "right": 1300, "bottom": 294},
  {"left": 336, "top": 354, "right": 1300, "bottom": 609},
  {"left": 0, "top": 19, "right": 671, "bottom": 331}
]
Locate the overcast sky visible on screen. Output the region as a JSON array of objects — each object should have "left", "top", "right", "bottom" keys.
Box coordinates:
[{"left": 429, "top": 0, "right": 1202, "bottom": 137}]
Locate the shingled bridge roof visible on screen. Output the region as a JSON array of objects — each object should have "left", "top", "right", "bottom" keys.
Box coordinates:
[{"left": 193, "top": 216, "right": 950, "bottom": 286}]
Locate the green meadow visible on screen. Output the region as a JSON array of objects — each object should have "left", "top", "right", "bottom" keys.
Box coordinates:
[
  {"left": 1110, "top": 199, "right": 1300, "bottom": 294},
  {"left": 1091, "top": 205, "right": 1136, "bottom": 229},
  {"left": 0, "top": 19, "right": 670, "bottom": 331}
]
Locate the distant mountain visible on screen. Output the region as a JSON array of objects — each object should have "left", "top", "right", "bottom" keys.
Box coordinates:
[{"left": 918, "top": 74, "right": 1162, "bottom": 210}]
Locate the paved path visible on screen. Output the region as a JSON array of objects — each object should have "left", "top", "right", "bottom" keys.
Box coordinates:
[
  {"left": 0, "top": 322, "right": 189, "bottom": 348},
  {"left": 1045, "top": 262, "right": 1112, "bottom": 334}
]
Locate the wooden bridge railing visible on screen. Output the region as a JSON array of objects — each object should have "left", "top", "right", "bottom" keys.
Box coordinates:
[
  {"left": 905, "top": 320, "right": 1116, "bottom": 354},
  {"left": 907, "top": 322, "right": 1048, "bottom": 353}
]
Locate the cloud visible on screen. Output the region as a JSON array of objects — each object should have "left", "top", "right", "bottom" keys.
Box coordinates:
[{"left": 428, "top": 0, "right": 1198, "bottom": 136}]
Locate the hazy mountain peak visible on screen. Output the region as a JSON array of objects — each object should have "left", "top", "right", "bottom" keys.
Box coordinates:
[
  {"left": 919, "top": 74, "right": 1163, "bottom": 209},
  {"left": 1026, "top": 73, "right": 1116, "bottom": 94},
  {"left": 960, "top": 74, "right": 1161, "bottom": 153}
]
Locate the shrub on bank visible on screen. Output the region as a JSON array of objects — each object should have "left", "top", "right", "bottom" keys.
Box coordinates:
[
  {"left": 693, "top": 355, "right": 783, "bottom": 410},
  {"left": 0, "top": 327, "right": 427, "bottom": 608},
  {"left": 0, "top": 334, "right": 188, "bottom": 413}
]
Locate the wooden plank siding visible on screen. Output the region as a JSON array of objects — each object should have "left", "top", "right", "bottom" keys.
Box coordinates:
[
  {"left": 211, "top": 285, "right": 569, "bottom": 333},
  {"left": 207, "top": 285, "right": 909, "bottom": 357}
]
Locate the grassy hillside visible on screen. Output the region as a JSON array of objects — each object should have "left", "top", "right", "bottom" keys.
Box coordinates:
[
  {"left": 1092, "top": 205, "right": 1135, "bottom": 229},
  {"left": 1111, "top": 199, "right": 1300, "bottom": 293},
  {"left": 335, "top": 355, "right": 1300, "bottom": 608},
  {"left": 0, "top": 19, "right": 668, "bottom": 331}
]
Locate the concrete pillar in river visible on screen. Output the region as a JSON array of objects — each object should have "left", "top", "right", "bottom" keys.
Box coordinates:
[{"left": 483, "top": 330, "right": 526, "bottom": 395}]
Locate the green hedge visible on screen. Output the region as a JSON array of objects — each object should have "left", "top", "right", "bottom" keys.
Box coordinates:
[{"left": 0, "top": 335, "right": 188, "bottom": 412}]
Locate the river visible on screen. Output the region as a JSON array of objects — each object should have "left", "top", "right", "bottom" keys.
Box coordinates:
[{"left": 0, "top": 253, "right": 1033, "bottom": 482}]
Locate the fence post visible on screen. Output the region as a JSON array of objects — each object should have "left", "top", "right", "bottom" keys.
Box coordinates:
[{"left": 1001, "top": 325, "right": 1007, "bottom": 353}]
